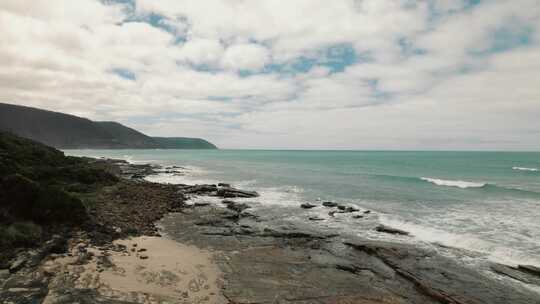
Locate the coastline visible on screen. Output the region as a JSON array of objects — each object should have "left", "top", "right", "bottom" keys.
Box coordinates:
[{"left": 1, "top": 158, "right": 539, "bottom": 304}]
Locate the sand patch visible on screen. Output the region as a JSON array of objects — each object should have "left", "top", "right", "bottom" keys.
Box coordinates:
[{"left": 43, "top": 236, "right": 226, "bottom": 304}]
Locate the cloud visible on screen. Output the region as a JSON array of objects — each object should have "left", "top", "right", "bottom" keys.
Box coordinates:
[
  {"left": 221, "top": 43, "right": 271, "bottom": 71},
  {"left": 0, "top": 0, "right": 539, "bottom": 150}
]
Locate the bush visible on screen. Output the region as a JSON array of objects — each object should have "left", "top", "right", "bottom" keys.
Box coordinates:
[
  {"left": 0, "top": 174, "right": 87, "bottom": 224},
  {"left": 0, "top": 221, "right": 42, "bottom": 247}
]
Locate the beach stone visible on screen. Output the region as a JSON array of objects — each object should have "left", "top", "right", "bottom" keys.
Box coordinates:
[
  {"left": 375, "top": 225, "right": 409, "bottom": 236},
  {"left": 518, "top": 264, "right": 540, "bottom": 276},
  {"left": 9, "top": 256, "right": 27, "bottom": 273},
  {"left": 226, "top": 202, "right": 250, "bottom": 213},
  {"left": 322, "top": 201, "right": 338, "bottom": 207},
  {"left": 345, "top": 206, "right": 360, "bottom": 212},
  {"left": 217, "top": 187, "right": 259, "bottom": 198},
  {"left": 300, "top": 203, "right": 317, "bottom": 209},
  {"left": 139, "top": 254, "right": 149, "bottom": 260},
  {"left": 309, "top": 217, "right": 325, "bottom": 221}
]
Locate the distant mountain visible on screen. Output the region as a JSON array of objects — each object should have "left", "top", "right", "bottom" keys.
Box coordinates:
[
  {"left": 0, "top": 103, "right": 217, "bottom": 149},
  {"left": 152, "top": 137, "right": 217, "bottom": 149}
]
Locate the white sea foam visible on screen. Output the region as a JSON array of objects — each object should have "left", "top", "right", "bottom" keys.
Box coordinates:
[
  {"left": 512, "top": 166, "right": 539, "bottom": 172},
  {"left": 378, "top": 214, "right": 540, "bottom": 267},
  {"left": 421, "top": 177, "right": 486, "bottom": 189},
  {"left": 145, "top": 165, "right": 219, "bottom": 185}
]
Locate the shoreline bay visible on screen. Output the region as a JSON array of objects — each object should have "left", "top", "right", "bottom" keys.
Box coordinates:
[{"left": 1, "top": 158, "right": 539, "bottom": 304}]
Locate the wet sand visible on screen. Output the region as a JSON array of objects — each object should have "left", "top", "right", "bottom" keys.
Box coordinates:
[{"left": 43, "top": 236, "right": 226, "bottom": 304}]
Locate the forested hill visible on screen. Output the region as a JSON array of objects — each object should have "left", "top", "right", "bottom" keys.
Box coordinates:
[{"left": 0, "top": 103, "right": 217, "bottom": 149}]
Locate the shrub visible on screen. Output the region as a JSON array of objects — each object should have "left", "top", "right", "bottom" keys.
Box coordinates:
[{"left": 0, "top": 221, "right": 42, "bottom": 247}]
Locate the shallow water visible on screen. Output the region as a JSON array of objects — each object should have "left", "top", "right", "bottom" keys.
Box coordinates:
[{"left": 66, "top": 149, "right": 540, "bottom": 268}]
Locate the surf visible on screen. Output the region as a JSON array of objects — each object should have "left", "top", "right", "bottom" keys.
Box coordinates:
[{"left": 420, "top": 177, "right": 487, "bottom": 189}]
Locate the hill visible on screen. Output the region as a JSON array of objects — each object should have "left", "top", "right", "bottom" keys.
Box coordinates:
[
  {"left": 0, "top": 103, "right": 217, "bottom": 149},
  {"left": 152, "top": 137, "right": 217, "bottom": 149}
]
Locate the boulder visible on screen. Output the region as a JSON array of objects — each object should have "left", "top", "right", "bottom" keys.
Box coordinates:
[
  {"left": 300, "top": 203, "right": 317, "bottom": 209},
  {"left": 491, "top": 264, "right": 540, "bottom": 285},
  {"left": 184, "top": 184, "right": 218, "bottom": 194},
  {"left": 217, "top": 187, "right": 259, "bottom": 198},
  {"left": 9, "top": 256, "right": 27, "bottom": 273},
  {"left": 345, "top": 206, "right": 360, "bottom": 213},
  {"left": 322, "top": 201, "right": 338, "bottom": 207},
  {"left": 224, "top": 201, "right": 251, "bottom": 213},
  {"left": 375, "top": 225, "right": 409, "bottom": 236},
  {"left": 218, "top": 183, "right": 231, "bottom": 188},
  {"left": 518, "top": 264, "right": 540, "bottom": 277}
]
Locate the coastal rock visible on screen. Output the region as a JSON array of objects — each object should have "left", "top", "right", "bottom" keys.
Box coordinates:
[
  {"left": 194, "top": 202, "right": 211, "bottom": 207},
  {"left": 184, "top": 184, "right": 218, "bottom": 194},
  {"left": 344, "top": 240, "right": 539, "bottom": 304},
  {"left": 375, "top": 225, "right": 410, "bottom": 236},
  {"left": 217, "top": 187, "right": 259, "bottom": 198},
  {"left": 223, "top": 200, "right": 251, "bottom": 213},
  {"left": 345, "top": 206, "right": 360, "bottom": 212},
  {"left": 491, "top": 263, "right": 540, "bottom": 285},
  {"left": 9, "top": 256, "right": 27, "bottom": 273},
  {"left": 218, "top": 183, "right": 231, "bottom": 188},
  {"left": 352, "top": 215, "right": 364, "bottom": 219},
  {"left": 322, "top": 201, "right": 338, "bottom": 207},
  {"left": 309, "top": 216, "right": 325, "bottom": 221},
  {"left": 300, "top": 203, "right": 317, "bottom": 209},
  {"left": 518, "top": 264, "right": 540, "bottom": 277}
]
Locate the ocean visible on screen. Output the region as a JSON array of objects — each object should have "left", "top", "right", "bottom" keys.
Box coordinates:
[{"left": 65, "top": 149, "right": 540, "bottom": 269}]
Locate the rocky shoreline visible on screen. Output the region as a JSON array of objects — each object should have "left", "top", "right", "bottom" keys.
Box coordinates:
[{"left": 1, "top": 159, "right": 539, "bottom": 304}]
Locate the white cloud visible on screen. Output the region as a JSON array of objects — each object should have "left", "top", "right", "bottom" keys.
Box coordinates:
[
  {"left": 0, "top": 0, "right": 539, "bottom": 150},
  {"left": 221, "top": 43, "right": 271, "bottom": 71}
]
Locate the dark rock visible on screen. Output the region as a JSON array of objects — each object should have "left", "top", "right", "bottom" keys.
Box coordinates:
[
  {"left": 518, "top": 264, "right": 540, "bottom": 277},
  {"left": 217, "top": 187, "right": 259, "bottom": 198},
  {"left": 194, "top": 202, "right": 211, "bottom": 207},
  {"left": 226, "top": 202, "right": 250, "bottom": 213},
  {"left": 375, "top": 225, "right": 409, "bottom": 236},
  {"left": 364, "top": 210, "right": 371, "bottom": 214},
  {"left": 184, "top": 184, "right": 218, "bottom": 194},
  {"left": 9, "top": 256, "right": 27, "bottom": 273},
  {"left": 300, "top": 203, "right": 317, "bottom": 209},
  {"left": 139, "top": 255, "right": 149, "bottom": 260},
  {"left": 309, "top": 217, "right": 325, "bottom": 221},
  {"left": 345, "top": 206, "right": 360, "bottom": 212},
  {"left": 344, "top": 241, "right": 539, "bottom": 304},
  {"left": 322, "top": 201, "right": 338, "bottom": 207},
  {"left": 0, "top": 269, "right": 10, "bottom": 280},
  {"left": 218, "top": 183, "right": 231, "bottom": 188},
  {"left": 337, "top": 205, "right": 346, "bottom": 210},
  {"left": 352, "top": 215, "right": 364, "bottom": 219},
  {"left": 131, "top": 173, "right": 146, "bottom": 179},
  {"left": 222, "top": 199, "right": 236, "bottom": 205},
  {"left": 491, "top": 263, "right": 540, "bottom": 285}
]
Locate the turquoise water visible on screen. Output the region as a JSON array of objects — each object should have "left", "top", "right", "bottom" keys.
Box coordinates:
[{"left": 66, "top": 149, "right": 540, "bottom": 267}]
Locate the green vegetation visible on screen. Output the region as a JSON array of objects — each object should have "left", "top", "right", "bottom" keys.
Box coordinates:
[
  {"left": 0, "top": 131, "right": 118, "bottom": 257},
  {"left": 152, "top": 137, "right": 218, "bottom": 149},
  {"left": 0, "top": 103, "right": 217, "bottom": 149}
]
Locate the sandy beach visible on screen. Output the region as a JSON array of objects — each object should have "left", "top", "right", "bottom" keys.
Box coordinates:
[{"left": 42, "top": 236, "right": 225, "bottom": 304}]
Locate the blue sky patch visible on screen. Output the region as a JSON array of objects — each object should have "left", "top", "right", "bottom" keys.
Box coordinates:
[{"left": 111, "top": 68, "right": 136, "bottom": 80}]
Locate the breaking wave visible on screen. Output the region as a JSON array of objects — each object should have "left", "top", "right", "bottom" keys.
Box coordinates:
[
  {"left": 513, "top": 166, "right": 539, "bottom": 172},
  {"left": 421, "top": 177, "right": 487, "bottom": 189}
]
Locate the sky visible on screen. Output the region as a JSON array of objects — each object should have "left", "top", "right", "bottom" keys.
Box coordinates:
[{"left": 0, "top": 0, "right": 539, "bottom": 150}]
